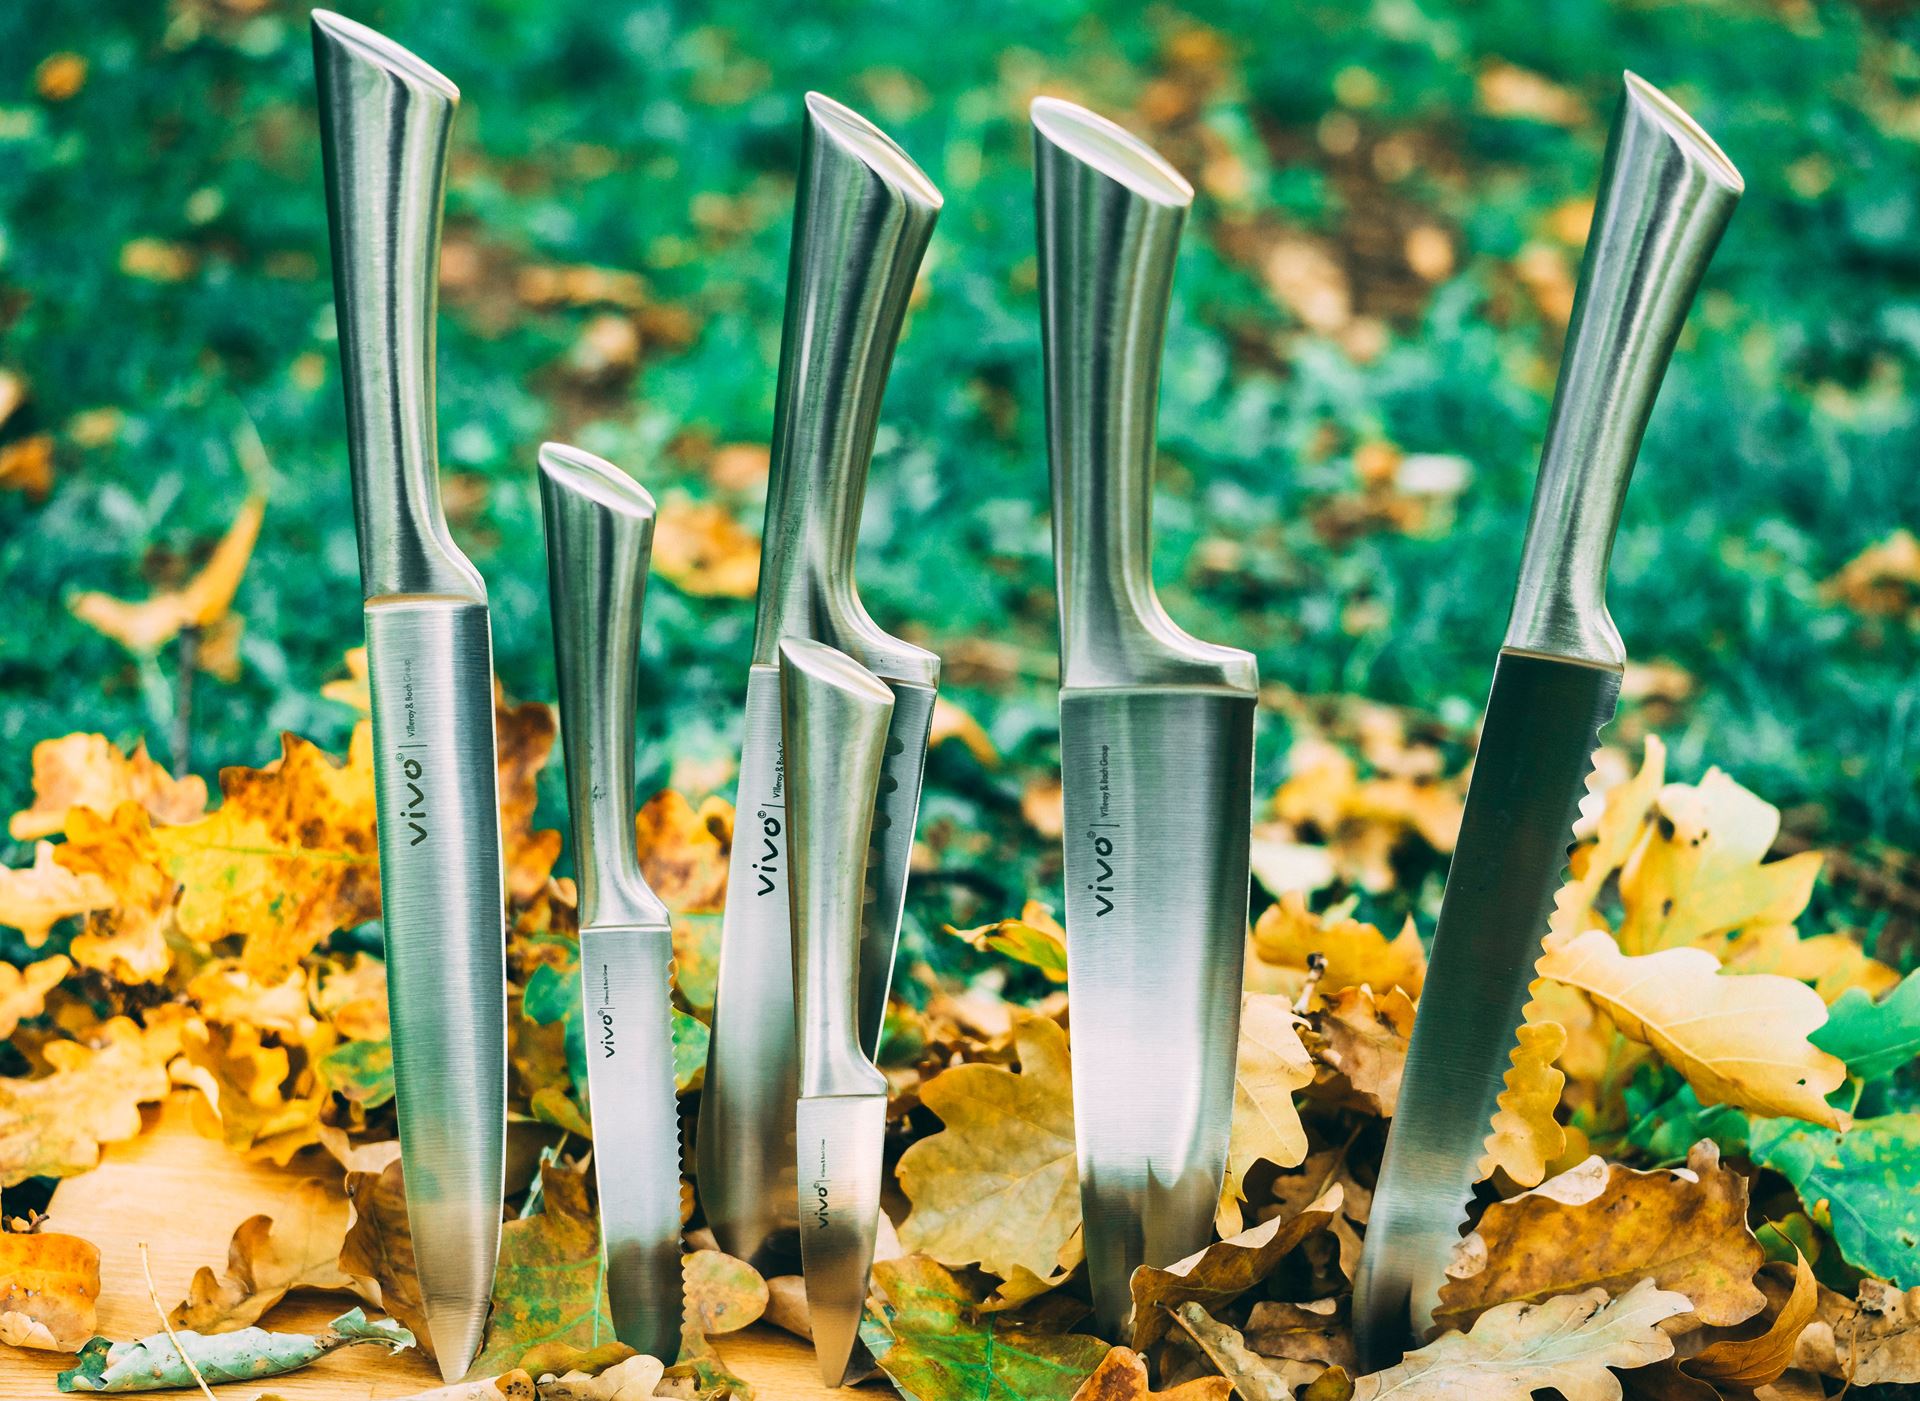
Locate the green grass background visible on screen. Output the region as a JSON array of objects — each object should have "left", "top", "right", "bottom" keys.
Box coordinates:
[{"left": 2, "top": 0, "right": 1917, "bottom": 960}]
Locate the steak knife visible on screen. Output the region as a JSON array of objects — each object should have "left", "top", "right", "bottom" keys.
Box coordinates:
[
  {"left": 538, "top": 444, "right": 683, "bottom": 1362},
  {"left": 1033, "top": 97, "right": 1260, "bottom": 1338},
  {"left": 313, "top": 12, "right": 504, "bottom": 1379},
  {"left": 780, "top": 638, "right": 896, "bottom": 1387},
  {"left": 697, "top": 94, "right": 941, "bottom": 1268},
  {"left": 1351, "top": 75, "right": 1742, "bottom": 1368}
]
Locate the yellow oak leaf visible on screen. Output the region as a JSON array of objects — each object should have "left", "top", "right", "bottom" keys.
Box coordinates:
[
  {"left": 1434, "top": 1141, "right": 1767, "bottom": 1333},
  {"left": 153, "top": 725, "right": 379, "bottom": 979},
  {"left": 930, "top": 696, "right": 1000, "bottom": 767},
  {"left": 175, "top": 1019, "right": 329, "bottom": 1165},
  {"left": 0, "top": 1230, "right": 100, "bottom": 1351},
  {"left": 1358, "top": 1278, "right": 1689, "bottom": 1401},
  {"left": 1725, "top": 924, "right": 1901, "bottom": 1003},
  {"left": 634, "top": 790, "right": 732, "bottom": 913},
  {"left": 56, "top": 803, "right": 178, "bottom": 984},
  {"left": 185, "top": 962, "right": 319, "bottom": 1041},
  {"left": 1247, "top": 893, "right": 1424, "bottom": 1007},
  {"left": 0, "top": 843, "right": 113, "bottom": 947},
  {"left": 69, "top": 494, "right": 264, "bottom": 654},
  {"left": 1312, "top": 983, "right": 1415, "bottom": 1118},
  {"left": 0, "top": 955, "right": 73, "bottom": 1039},
  {"left": 1538, "top": 928, "right": 1849, "bottom": 1130},
  {"left": 1552, "top": 734, "right": 1666, "bottom": 939},
  {"left": 9, "top": 732, "right": 207, "bottom": 841},
  {"left": 171, "top": 1176, "right": 359, "bottom": 1332},
  {"left": 1477, "top": 1011, "right": 1567, "bottom": 1188},
  {"left": 947, "top": 900, "right": 1069, "bottom": 984},
  {"left": 897, "top": 1012, "right": 1083, "bottom": 1284},
  {"left": 0, "top": 1014, "right": 181, "bottom": 1186},
  {"left": 650, "top": 493, "right": 760, "bottom": 598},
  {"left": 495, "top": 698, "right": 564, "bottom": 903},
  {"left": 1218, "top": 993, "right": 1314, "bottom": 1235},
  {"left": 321, "top": 646, "right": 370, "bottom": 713},
  {"left": 311, "top": 953, "right": 389, "bottom": 1042}
]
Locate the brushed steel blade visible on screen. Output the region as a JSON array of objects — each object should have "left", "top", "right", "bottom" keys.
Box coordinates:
[
  {"left": 1352, "top": 651, "right": 1621, "bottom": 1368},
  {"left": 580, "top": 925, "right": 683, "bottom": 1361},
  {"left": 856, "top": 679, "right": 935, "bottom": 1060},
  {"left": 696, "top": 664, "right": 798, "bottom": 1267},
  {"left": 795, "top": 1094, "right": 888, "bottom": 1386},
  {"left": 366, "top": 597, "right": 506, "bottom": 1378},
  {"left": 1060, "top": 688, "right": 1255, "bottom": 1337}
]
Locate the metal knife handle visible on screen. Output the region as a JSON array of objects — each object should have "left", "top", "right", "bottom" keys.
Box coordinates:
[
  {"left": 1034, "top": 98, "right": 1257, "bottom": 695},
  {"left": 1504, "top": 73, "right": 1742, "bottom": 667},
  {"left": 750, "top": 93, "right": 942, "bottom": 686},
  {"left": 779, "top": 638, "right": 894, "bottom": 1102},
  {"left": 537, "top": 443, "right": 671, "bottom": 932},
  {"left": 313, "top": 10, "right": 480, "bottom": 605}
]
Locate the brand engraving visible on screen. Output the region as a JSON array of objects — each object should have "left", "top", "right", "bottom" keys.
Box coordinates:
[
  {"left": 812, "top": 1142, "right": 830, "bottom": 1228},
  {"left": 397, "top": 752, "right": 428, "bottom": 847},
  {"left": 596, "top": 964, "right": 615, "bottom": 1059},
  {"left": 1086, "top": 744, "right": 1117, "bottom": 917},
  {"left": 751, "top": 808, "right": 784, "bottom": 897}
]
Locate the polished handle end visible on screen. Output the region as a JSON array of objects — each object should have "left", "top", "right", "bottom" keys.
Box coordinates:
[
  {"left": 1031, "top": 97, "right": 1193, "bottom": 209},
  {"left": 538, "top": 441, "right": 659, "bottom": 528},
  {"left": 1505, "top": 72, "right": 1742, "bottom": 667},
  {"left": 313, "top": 10, "right": 459, "bottom": 108},
  {"left": 803, "top": 91, "right": 944, "bottom": 219}
]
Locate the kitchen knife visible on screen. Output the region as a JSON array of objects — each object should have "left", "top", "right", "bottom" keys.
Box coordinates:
[
  {"left": 313, "top": 12, "right": 504, "bottom": 1380},
  {"left": 1033, "top": 97, "right": 1260, "bottom": 1339},
  {"left": 537, "top": 444, "right": 683, "bottom": 1362},
  {"left": 780, "top": 638, "right": 896, "bottom": 1387},
  {"left": 1351, "top": 74, "right": 1742, "bottom": 1369},
  {"left": 697, "top": 93, "right": 941, "bottom": 1269}
]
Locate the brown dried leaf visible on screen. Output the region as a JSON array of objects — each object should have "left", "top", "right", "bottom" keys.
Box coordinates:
[
  {"left": 1313, "top": 984, "right": 1415, "bottom": 1117},
  {"left": 635, "top": 791, "right": 731, "bottom": 913},
  {"left": 171, "top": 1177, "right": 358, "bottom": 1332},
  {"left": 1792, "top": 1276, "right": 1920, "bottom": 1385},
  {"left": 1244, "top": 1296, "right": 1353, "bottom": 1373},
  {"left": 338, "top": 1142, "right": 429, "bottom": 1356},
  {"left": 1218, "top": 993, "right": 1313, "bottom": 1235},
  {"left": 496, "top": 699, "right": 564, "bottom": 902},
  {"left": 1169, "top": 1303, "right": 1310, "bottom": 1400},
  {"left": 1072, "top": 1346, "right": 1233, "bottom": 1400},
  {"left": 1678, "top": 1253, "right": 1816, "bottom": 1391}
]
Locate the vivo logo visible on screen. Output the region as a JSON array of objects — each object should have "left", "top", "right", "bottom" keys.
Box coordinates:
[
  {"left": 598, "top": 1008, "right": 615, "bottom": 1059},
  {"left": 398, "top": 754, "right": 428, "bottom": 847},
  {"left": 813, "top": 1180, "right": 831, "bottom": 1229},
  {"left": 1085, "top": 828, "right": 1116, "bottom": 917},
  {"left": 752, "top": 809, "right": 783, "bottom": 897}
]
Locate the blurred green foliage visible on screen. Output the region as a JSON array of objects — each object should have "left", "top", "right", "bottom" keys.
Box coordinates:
[{"left": 3, "top": 0, "right": 1918, "bottom": 964}]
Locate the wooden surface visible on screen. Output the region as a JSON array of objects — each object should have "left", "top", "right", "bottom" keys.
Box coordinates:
[{"left": 2, "top": 1095, "right": 860, "bottom": 1399}]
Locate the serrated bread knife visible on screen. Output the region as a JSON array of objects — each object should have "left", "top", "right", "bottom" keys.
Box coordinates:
[
  {"left": 1033, "top": 97, "right": 1260, "bottom": 1338},
  {"left": 1351, "top": 74, "right": 1742, "bottom": 1369},
  {"left": 780, "top": 638, "right": 896, "bottom": 1386},
  {"left": 697, "top": 94, "right": 942, "bottom": 1268},
  {"left": 537, "top": 444, "right": 684, "bottom": 1362},
  {"left": 313, "top": 12, "right": 504, "bottom": 1379}
]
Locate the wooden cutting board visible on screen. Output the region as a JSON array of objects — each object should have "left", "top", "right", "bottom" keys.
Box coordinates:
[{"left": 0, "top": 1095, "right": 864, "bottom": 1400}]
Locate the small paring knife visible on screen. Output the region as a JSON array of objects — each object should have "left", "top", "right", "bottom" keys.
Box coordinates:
[
  {"left": 698, "top": 93, "right": 942, "bottom": 1270},
  {"left": 537, "top": 444, "right": 684, "bottom": 1363},
  {"left": 1351, "top": 73, "right": 1743, "bottom": 1370},
  {"left": 779, "top": 637, "right": 896, "bottom": 1388},
  {"left": 1033, "top": 96, "right": 1260, "bottom": 1339},
  {"left": 313, "top": 12, "right": 504, "bottom": 1379}
]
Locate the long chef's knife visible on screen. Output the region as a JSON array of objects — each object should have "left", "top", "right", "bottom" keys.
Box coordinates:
[
  {"left": 1034, "top": 97, "right": 1260, "bottom": 1338},
  {"left": 537, "top": 444, "right": 683, "bottom": 1362},
  {"left": 698, "top": 94, "right": 941, "bottom": 1268},
  {"left": 1351, "top": 75, "right": 1742, "bottom": 1369},
  {"left": 780, "top": 638, "right": 895, "bottom": 1386},
  {"left": 313, "top": 12, "right": 504, "bottom": 1380}
]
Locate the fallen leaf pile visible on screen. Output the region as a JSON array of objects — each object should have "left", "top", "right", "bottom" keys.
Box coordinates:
[{"left": 0, "top": 660, "right": 1915, "bottom": 1399}]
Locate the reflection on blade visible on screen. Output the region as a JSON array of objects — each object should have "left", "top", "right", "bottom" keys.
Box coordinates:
[
  {"left": 796, "top": 1094, "right": 889, "bottom": 1386},
  {"left": 580, "top": 926, "right": 683, "bottom": 1362},
  {"left": 856, "top": 680, "right": 936, "bottom": 1059},
  {"left": 1060, "top": 688, "right": 1255, "bottom": 1338},
  {"left": 1352, "top": 651, "right": 1621, "bottom": 1366},
  {"left": 696, "top": 665, "right": 798, "bottom": 1268}
]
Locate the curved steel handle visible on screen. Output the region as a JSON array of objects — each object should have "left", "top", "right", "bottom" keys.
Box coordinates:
[
  {"left": 1034, "top": 98, "right": 1257, "bottom": 695},
  {"left": 538, "top": 443, "right": 671, "bottom": 932},
  {"left": 313, "top": 10, "right": 480, "bottom": 604},
  {"left": 779, "top": 638, "right": 894, "bottom": 1102},
  {"left": 1504, "top": 73, "right": 1743, "bottom": 666},
  {"left": 750, "top": 93, "right": 942, "bottom": 686}
]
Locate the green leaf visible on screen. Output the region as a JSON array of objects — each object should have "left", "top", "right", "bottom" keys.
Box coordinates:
[
  {"left": 1622, "top": 1067, "right": 1748, "bottom": 1164},
  {"left": 471, "top": 1156, "right": 612, "bottom": 1376},
  {"left": 525, "top": 960, "right": 590, "bottom": 1105},
  {"left": 672, "top": 1006, "right": 710, "bottom": 1092},
  {"left": 1750, "top": 1112, "right": 1920, "bottom": 1287},
  {"left": 860, "top": 1255, "right": 1108, "bottom": 1401},
  {"left": 316, "top": 1037, "right": 394, "bottom": 1109},
  {"left": 58, "top": 1308, "right": 411, "bottom": 1391},
  {"left": 1814, "top": 970, "right": 1920, "bottom": 1083}
]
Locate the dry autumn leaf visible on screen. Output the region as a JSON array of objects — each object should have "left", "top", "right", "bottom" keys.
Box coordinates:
[
  {"left": 650, "top": 494, "right": 760, "bottom": 598},
  {"left": 171, "top": 1177, "right": 358, "bottom": 1332},
  {"left": 1537, "top": 928, "right": 1849, "bottom": 1129},
  {"left": 176, "top": 1019, "right": 331, "bottom": 1165},
  {"left": 634, "top": 791, "right": 732, "bottom": 913},
  {"left": 1218, "top": 993, "right": 1313, "bottom": 1235},
  {"left": 1246, "top": 894, "right": 1424, "bottom": 1006},
  {"left": 1434, "top": 1141, "right": 1767, "bottom": 1333},
  {"left": 0, "top": 954, "right": 73, "bottom": 1038},
  {"left": 338, "top": 1142, "right": 430, "bottom": 1356},
  {"left": 1793, "top": 1275, "right": 1920, "bottom": 1385},
  {"left": 0, "top": 845, "right": 114, "bottom": 948},
  {"left": 0, "top": 1014, "right": 181, "bottom": 1185},
  {"left": 55, "top": 803, "right": 180, "bottom": 983},
  {"left": 1477, "top": 1008, "right": 1567, "bottom": 1187},
  {"left": 897, "top": 1011, "right": 1083, "bottom": 1285},
  {"left": 496, "top": 699, "right": 564, "bottom": 902},
  {"left": 947, "top": 901, "right": 1070, "bottom": 984},
  {"left": 472, "top": 1155, "right": 621, "bottom": 1376},
  {"left": 1674, "top": 1252, "right": 1817, "bottom": 1392},
  {"left": 1072, "top": 1346, "right": 1233, "bottom": 1401},
  {"left": 1169, "top": 1301, "right": 1316, "bottom": 1399},
  {"left": 0, "top": 1229, "right": 101, "bottom": 1351},
  {"left": 10, "top": 732, "right": 208, "bottom": 841},
  {"left": 1312, "top": 984, "right": 1415, "bottom": 1118},
  {"left": 70, "top": 495, "right": 265, "bottom": 654}
]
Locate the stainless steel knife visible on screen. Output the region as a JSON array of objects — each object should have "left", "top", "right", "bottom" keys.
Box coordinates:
[
  {"left": 1033, "top": 97, "right": 1260, "bottom": 1339},
  {"left": 538, "top": 444, "right": 683, "bottom": 1362},
  {"left": 313, "top": 12, "right": 503, "bottom": 1380},
  {"left": 697, "top": 93, "right": 941, "bottom": 1269},
  {"left": 1351, "top": 74, "right": 1742, "bottom": 1369},
  {"left": 779, "top": 638, "right": 896, "bottom": 1387}
]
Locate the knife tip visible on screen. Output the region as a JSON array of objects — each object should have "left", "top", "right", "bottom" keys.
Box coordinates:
[{"left": 421, "top": 1296, "right": 492, "bottom": 1384}]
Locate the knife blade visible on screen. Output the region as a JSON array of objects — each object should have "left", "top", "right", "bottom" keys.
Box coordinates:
[
  {"left": 313, "top": 12, "right": 504, "bottom": 1380},
  {"left": 780, "top": 637, "right": 896, "bottom": 1387},
  {"left": 697, "top": 93, "right": 941, "bottom": 1269},
  {"left": 538, "top": 444, "right": 683, "bottom": 1362},
  {"left": 1351, "top": 74, "right": 1743, "bottom": 1369},
  {"left": 1033, "top": 97, "right": 1260, "bottom": 1339}
]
